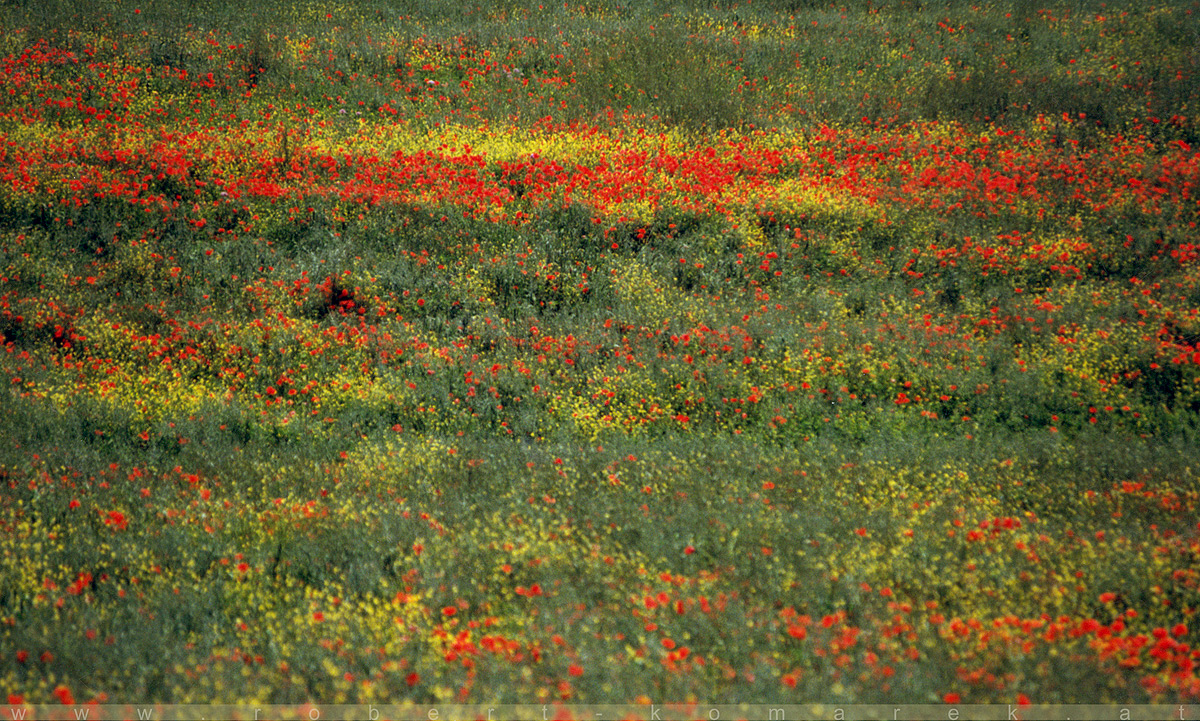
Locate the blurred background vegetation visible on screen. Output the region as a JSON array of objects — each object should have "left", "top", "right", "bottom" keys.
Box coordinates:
[{"left": 3, "top": 0, "right": 1197, "bottom": 135}]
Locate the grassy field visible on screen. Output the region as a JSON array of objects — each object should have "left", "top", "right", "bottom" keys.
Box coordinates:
[{"left": 2, "top": 0, "right": 1200, "bottom": 706}]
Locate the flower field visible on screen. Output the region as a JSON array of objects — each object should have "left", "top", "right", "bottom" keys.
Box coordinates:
[{"left": 2, "top": 0, "right": 1200, "bottom": 707}]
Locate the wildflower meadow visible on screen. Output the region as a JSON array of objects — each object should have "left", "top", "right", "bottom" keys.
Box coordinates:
[{"left": 2, "top": 0, "right": 1200, "bottom": 709}]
